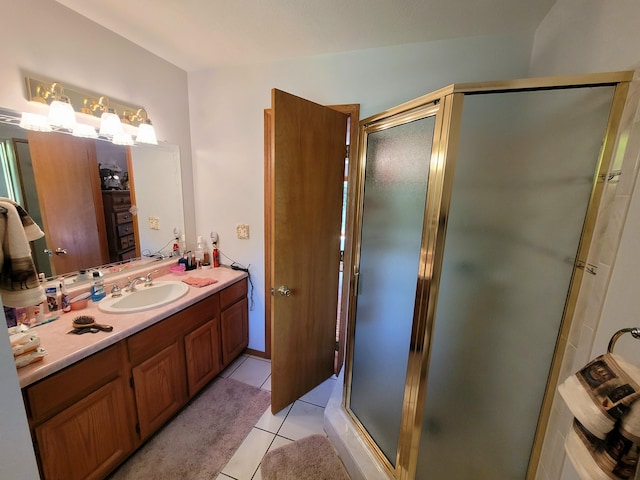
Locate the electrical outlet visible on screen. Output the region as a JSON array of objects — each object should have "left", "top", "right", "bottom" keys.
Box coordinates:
[
  {"left": 148, "top": 216, "right": 160, "bottom": 230},
  {"left": 236, "top": 224, "right": 250, "bottom": 239}
]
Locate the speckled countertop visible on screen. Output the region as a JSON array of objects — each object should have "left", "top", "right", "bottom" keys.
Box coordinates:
[{"left": 17, "top": 263, "right": 247, "bottom": 388}]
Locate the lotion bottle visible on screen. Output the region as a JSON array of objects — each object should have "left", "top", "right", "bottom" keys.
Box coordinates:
[{"left": 195, "top": 236, "right": 205, "bottom": 268}]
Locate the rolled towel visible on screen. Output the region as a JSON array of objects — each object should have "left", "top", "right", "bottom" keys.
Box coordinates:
[
  {"left": 11, "top": 334, "right": 40, "bottom": 357},
  {"left": 565, "top": 420, "right": 612, "bottom": 480},
  {"left": 14, "top": 346, "right": 47, "bottom": 368},
  {"left": 559, "top": 354, "right": 640, "bottom": 439},
  {"left": 566, "top": 417, "right": 640, "bottom": 480}
]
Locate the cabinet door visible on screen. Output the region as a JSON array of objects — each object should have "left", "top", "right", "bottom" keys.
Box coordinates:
[
  {"left": 35, "top": 378, "right": 134, "bottom": 480},
  {"left": 221, "top": 297, "right": 249, "bottom": 366},
  {"left": 185, "top": 319, "right": 222, "bottom": 396},
  {"left": 132, "top": 342, "right": 186, "bottom": 439}
]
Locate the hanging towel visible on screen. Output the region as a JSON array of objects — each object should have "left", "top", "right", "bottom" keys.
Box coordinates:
[
  {"left": 0, "top": 199, "right": 45, "bottom": 308},
  {"left": 560, "top": 353, "right": 640, "bottom": 480}
]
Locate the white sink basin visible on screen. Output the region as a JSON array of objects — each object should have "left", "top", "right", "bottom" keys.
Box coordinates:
[{"left": 98, "top": 281, "right": 189, "bottom": 314}]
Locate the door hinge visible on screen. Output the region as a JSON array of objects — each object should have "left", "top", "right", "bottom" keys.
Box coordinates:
[
  {"left": 335, "top": 340, "right": 339, "bottom": 352},
  {"left": 340, "top": 250, "right": 344, "bottom": 262},
  {"left": 346, "top": 144, "right": 350, "bottom": 158}
]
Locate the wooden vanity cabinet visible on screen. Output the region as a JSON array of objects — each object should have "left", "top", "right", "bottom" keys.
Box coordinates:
[
  {"left": 220, "top": 278, "right": 249, "bottom": 366},
  {"left": 127, "top": 292, "right": 221, "bottom": 439},
  {"left": 21, "top": 278, "right": 248, "bottom": 480},
  {"left": 23, "top": 343, "right": 136, "bottom": 480}
]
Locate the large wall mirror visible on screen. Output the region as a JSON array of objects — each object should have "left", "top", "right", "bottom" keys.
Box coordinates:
[{"left": 0, "top": 108, "right": 184, "bottom": 282}]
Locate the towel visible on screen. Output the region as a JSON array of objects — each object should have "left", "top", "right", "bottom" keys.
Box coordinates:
[
  {"left": 181, "top": 276, "right": 218, "bottom": 288},
  {"left": 0, "top": 199, "right": 46, "bottom": 308},
  {"left": 560, "top": 353, "right": 640, "bottom": 479}
]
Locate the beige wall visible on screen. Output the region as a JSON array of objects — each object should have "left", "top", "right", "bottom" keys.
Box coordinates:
[
  {"left": 530, "top": 1, "right": 640, "bottom": 479},
  {"left": 187, "top": 32, "right": 535, "bottom": 351}
]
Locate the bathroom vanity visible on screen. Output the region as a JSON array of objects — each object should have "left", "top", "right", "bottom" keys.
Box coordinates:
[{"left": 17, "top": 267, "right": 248, "bottom": 480}]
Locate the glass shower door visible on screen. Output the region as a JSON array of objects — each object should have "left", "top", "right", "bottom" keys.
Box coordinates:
[
  {"left": 416, "top": 86, "right": 616, "bottom": 478},
  {"left": 349, "top": 113, "right": 437, "bottom": 466}
]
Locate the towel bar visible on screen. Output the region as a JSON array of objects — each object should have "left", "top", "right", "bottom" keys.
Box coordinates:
[{"left": 607, "top": 327, "right": 640, "bottom": 353}]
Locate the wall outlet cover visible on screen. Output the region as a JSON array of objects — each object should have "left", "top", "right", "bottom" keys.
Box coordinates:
[
  {"left": 149, "top": 216, "right": 160, "bottom": 230},
  {"left": 236, "top": 224, "right": 249, "bottom": 239}
]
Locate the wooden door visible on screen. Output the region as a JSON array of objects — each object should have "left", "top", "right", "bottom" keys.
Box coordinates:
[
  {"left": 268, "top": 89, "right": 348, "bottom": 413},
  {"left": 27, "top": 131, "right": 109, "bottom": 275}
]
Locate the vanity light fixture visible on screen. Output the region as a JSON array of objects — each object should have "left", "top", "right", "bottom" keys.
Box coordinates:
[
  {"left": 72, "top": 123, "right": 97, "bottom": 138},
  {"left": 121, "top": 108, "right": 157, "bottom": 145},
  {"left": 24, "top": 76, "right": 158, "bottom": 144},
  {"left": 27, "top": 81, "right": 77, "bottom": 130},
  {"left": 48, "top": 99, "right": 76, "bottom": 130},
  {"left": 126, "top": 109, "right": 157, "bottom": 145},
  {"left": 112, "top": 132, "right": 134, "bottom": 146},
  {"left": 19, "top": 112, "right": 52, "bottom": 132}
]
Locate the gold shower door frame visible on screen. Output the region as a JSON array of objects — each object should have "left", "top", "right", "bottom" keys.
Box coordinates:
[{"left": 343, "top": 72, "right": 633, "bottom": 480}]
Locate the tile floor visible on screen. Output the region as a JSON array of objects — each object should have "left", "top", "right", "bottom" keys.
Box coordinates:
[{"left": 215, "top": 354, "right": 338, "bottom": 480}]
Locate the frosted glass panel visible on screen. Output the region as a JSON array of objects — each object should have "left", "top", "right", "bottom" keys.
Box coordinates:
[
  {"left": 350, "top": 116, "right": 435, "bottom": 465},
  {"left": 417, "top": 86, "right": 616, "bottom": 478}
]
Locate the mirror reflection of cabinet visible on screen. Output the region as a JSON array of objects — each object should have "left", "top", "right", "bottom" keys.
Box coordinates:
[{"left": 102, "top": 190, "right": 138, "bottom": 262}]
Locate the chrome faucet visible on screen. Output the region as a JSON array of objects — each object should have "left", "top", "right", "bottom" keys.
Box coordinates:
[
  {"left": 125, "top": 276, "right": 148, "bottom": 292},
  {"left": 125, "top": 270, "right": 158, "bottom": 292}
]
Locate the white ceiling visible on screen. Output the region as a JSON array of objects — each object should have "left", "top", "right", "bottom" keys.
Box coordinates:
[{"left": 56, "top": 0, "right": 557, "bottom": 72}]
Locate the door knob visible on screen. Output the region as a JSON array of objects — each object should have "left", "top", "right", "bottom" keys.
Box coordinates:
[
  {"left": 44, "top": 248, "right": 68, "bottom": 256},
  {"left": 277, "top": 285, "right": 292, "bottom": 297}
]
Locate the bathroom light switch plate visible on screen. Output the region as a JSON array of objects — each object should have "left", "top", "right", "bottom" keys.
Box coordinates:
[
  {"left": 236, "top": 224, "right": 250, "bottom": 239},
  {"left": 148, "top": 216, "right": 160, "bottom": 230}
]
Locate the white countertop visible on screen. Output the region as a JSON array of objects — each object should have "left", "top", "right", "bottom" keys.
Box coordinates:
[{"left": 17, "top": 264, "right": 247, "bottom": 388}]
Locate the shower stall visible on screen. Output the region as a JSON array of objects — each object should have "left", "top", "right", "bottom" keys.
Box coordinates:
[{"left": 338, "top": 72, "right": 633, "bottom": 479}]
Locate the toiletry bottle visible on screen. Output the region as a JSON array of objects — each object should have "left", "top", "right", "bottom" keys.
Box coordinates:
[
  {"left": 212, "top": 243, "right": 220, "bottom": 268},
  {"left": 91, "top": 271, "right": 106, "bottom": 302},
  {"left": 33, "top": 273, "right": 46, "bottom": 324},
  {"left": 179, "top": 234, "right": 187, "bottom": 256},
  {"left": 195, "top": 236, "right": 205, "bottom": 268},
  {"left": 60, "top": 282, "right": 71, "bottom": 313},
  {"left": 76, "top": 269, "right": 91, "bottom": 282},
  {"left": 45, "top": 281, "right": 59, "bottom": 315}
]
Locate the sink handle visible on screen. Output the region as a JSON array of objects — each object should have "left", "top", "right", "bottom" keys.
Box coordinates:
[
  {"left": 111, "top": 284, "right": 122, "bottom": 297},
  {"left": 145, "top": 269, "right": 160, "bottom": 287}
]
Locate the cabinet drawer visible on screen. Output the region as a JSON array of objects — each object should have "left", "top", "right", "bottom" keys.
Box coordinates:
[
  {"left": 119, "top": 235, "right": 130, "bottom": 249},
  {"left": 119, "top": 234, "right": 136, "bottom": 250},
  {"left": 117, "top": 222, "right": 135, "bottom": 236},
  {"left": 25, "top": 343, "right": 123, "bottom": 424},
  {"left": 116, "top": 210, "right": 133, "bottom": 224},
  {"left": 220, "top": 278, "right": 247, "bottom": 310},
  {"left": 110, "top": 192, "right": 131, "bottom": 206}
]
